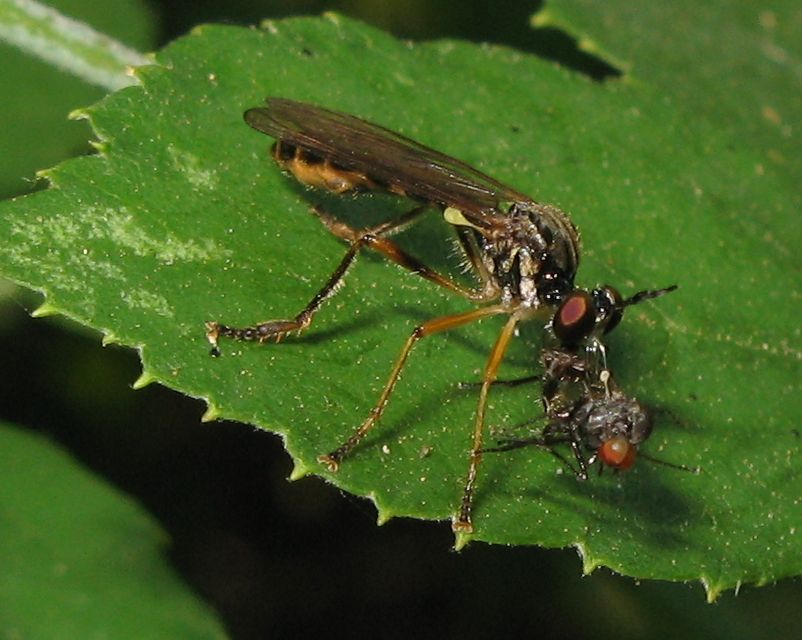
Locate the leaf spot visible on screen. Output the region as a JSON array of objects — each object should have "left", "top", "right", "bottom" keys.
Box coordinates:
[
  {"left": 167, "top": 145, "right": 220, "bottom": 191},
  {"left": 120, "top": 289, "right": 174, "bottom": 318}
]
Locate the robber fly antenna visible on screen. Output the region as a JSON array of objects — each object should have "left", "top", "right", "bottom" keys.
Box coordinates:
[{"left": 620, "top": 284, "right": 678, "bottom": 309}]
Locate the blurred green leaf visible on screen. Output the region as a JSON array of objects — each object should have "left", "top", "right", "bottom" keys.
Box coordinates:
[
  {"left": 0, "top": 421, "right": 226, "bottom": 638},
  {"left": 0, "top": 12, "right": 799, "bottom": 599},
  {"left": 0, "top": 0, "right": 155, "bottom": 198},
  {"left": 539, "top": 0, "right": 802, "bottom": 199}
]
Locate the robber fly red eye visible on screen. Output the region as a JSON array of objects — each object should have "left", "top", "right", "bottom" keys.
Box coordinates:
[{"left": 552, "top": 290, "right": 596, "bottom": 345}]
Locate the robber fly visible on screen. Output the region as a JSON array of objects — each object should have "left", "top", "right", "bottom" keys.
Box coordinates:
[
  {"left": 206, "top": 97, "right": 675, "bottom": 533},
  {"left": 484, "top": 344, "right": 696, "bottom": 478}
]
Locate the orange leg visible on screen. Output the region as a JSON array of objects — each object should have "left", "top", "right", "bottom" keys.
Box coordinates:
[
  {"left": 206, "top": 206, "right": 494, "bottom": 355},
  {"left": 318, "top": 304, "right": 509, "bottom": 471},
  {"left": 452, "top": 312, "right": 521, "bottom": 533}
]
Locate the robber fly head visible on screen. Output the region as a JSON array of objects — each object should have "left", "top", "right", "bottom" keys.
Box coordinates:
[{"left": 551, "top": 284, "right": 678, "bottom": 347}]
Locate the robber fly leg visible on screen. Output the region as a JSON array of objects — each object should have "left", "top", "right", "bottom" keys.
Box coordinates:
[
  {"left": 205, "top": 235, "right": 363, "bottom": 355},
  {"left": 457, "top": 374, "right": 540, "bottom": 391},
  {"left": 206, "top": 206, "right": 493, "bottom": 356},
  {"left": 319, "top": 304, "right": 508, "bottom": 472},
  {"left": 312, "top": 204, "right": 493, "bottom": 302},
  {"left": 314, "top": 203, "right": 429, "bottom": 240},
  {"left": 453, "top": 312, "right": 520, "bottom": 534}
]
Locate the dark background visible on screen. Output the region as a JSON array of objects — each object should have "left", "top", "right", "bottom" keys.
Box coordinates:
[{"left": 2, "top": 1, "right": 799, "bottom": 638}]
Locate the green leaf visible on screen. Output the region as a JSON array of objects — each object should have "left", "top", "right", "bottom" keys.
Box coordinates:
[
  {"left": 0, "top": 12, "right": 799, "bottom": 599},
  {"left": 0, "top": 421, "right": 226, "bottom": 638},
  {"left": 538, "top": 0, "right": 802, "bottom": 198}
]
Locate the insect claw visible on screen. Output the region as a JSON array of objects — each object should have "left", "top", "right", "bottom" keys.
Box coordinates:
[
  {"left": 205, "top": 322, "right": 222, "bottom": 357},
  {"left": 318, "top": 454, "right": 340, "bottom": 472},
  {"left": 205, "top": 321, "right": 219, "bottom": 339},
  {"left": 451, "top": 517, "right": 474, "bottom": 534}
]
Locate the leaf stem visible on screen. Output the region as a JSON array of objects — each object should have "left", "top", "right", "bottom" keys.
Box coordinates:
[{"left": 0, "top": 0, "right": 149, "bottom": 91}]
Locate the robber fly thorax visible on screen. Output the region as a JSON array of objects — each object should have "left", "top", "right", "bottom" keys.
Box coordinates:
[
  {"left": 206, "top": 98, "right": 676, "bottom": 535},
  {"left": 272, "top": 130, "right": 582, "bottom": 316}
]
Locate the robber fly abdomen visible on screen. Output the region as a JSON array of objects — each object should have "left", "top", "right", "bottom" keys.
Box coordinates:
[
  {"left": 272, "top": 140, "right": 407, "bottom": 196},
  {"left": 207, "top": 98, "right": 675, "bottom": 534}
]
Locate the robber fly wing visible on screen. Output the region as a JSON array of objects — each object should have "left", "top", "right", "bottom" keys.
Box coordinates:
[{"left": 245, "top": 98, "right": 535, "bottom": 227}]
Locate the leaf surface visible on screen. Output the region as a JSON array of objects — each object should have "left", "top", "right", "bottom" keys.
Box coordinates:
[
  {"left": 0, "top": 13, "right": 799, "bottom": 597},
  {"left": 0, "top": 421, "right": 225, "bottom": 638}
]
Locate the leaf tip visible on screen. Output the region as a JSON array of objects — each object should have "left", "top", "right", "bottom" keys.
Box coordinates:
[
  {"left": 453, "top": 531, "right": 473, "bottom": 551},
  {"left": 132, "top": 371, "right": 157, "bottom": 390},
  {"left": 101, "top": 332, "right": 121, "bottom": 346},
  {"left": 375, "top": 507, "right": 394, "bottom": 526},
  {"left": 201, "top": 404, "right": 221, "bottom": 422},
  {"left": 289, "top": 461, "right": 310, "bottom": 481},
  {"left": 700, "top": 576, "right": 725, "bottom": 603},
  {"left": 573, "top": 542, "right": 600, "bottom": 574},
  {"left": 68, "top": 107, "right": 92, "bottom": 122},
  {"left": 31, "top": 301, "right": 59, "bottom": 318}
]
